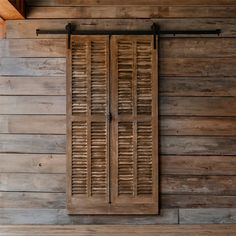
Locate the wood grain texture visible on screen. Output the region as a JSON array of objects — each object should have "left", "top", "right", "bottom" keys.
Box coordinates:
[
  {"left": 161, "top": 156, "right": 236, "bottom": 175},
  {"left": 160, "top": 97, "right": 236, "bottom": 116},
  {"left": 160, "top": 117, "right": 236, "bottom": 136},
  {"left": 0, "top": 208, "right": 178, "bottom": 224},
  {"left": 0, "top": 77, "right": 65, "bottom": 95},
  {"left": 0, "top": 173, "right": 65, "bottom": 192},
  {"left": 160, "top": 77, "right": 236, "bottom": 97},
  {"left": 0, "top": 224, "right": 236, "bottom": 236},
  {"left": 25, "top": 0, "right": 236, "bottom": 6},
  {"left": 1, "top": 192, "right": 235, "bottom": 209},
  {"left": 161, "top": 136, "right": 236, "bottom": 155},
  {"left": 0, "top": 96, "right": 65, "bottom": 114},
  {"left": 0, "top": 192, "right": 66, "bottom": 209},
  {"left": 2, "top": 38, "right": 236, "bottom": 58},
  {"left": 162, "top": 176, "right": 236, "bottom": 195},
  {"left": 6, "top": 19, "right": 236, "bottom": 39},
  {"left": 0, "top": 58, "right": 65, "bottom": 76},
  {"left": 160, "top": 58, "right": 236, "bottom": 77},
  {"left": 0, "top": 115, "right": 66, "bottom": 134},
  {"left": 162, "top": 195, "right": 236, "bottom": 208},
  {"left": 0, "top": 18, "right": 5, "bottom": 39},
  {"left": 0, "top": 0, "right": 24, "bottom": 20},
  {"left": 0, "top": 154, "right": 65, "bottom": 173},
  {"left": 0, "top": 134, "right": 65, "bottom": 153},
  {"left": 0, "top": 39, "right": 66, "bottom": 57},
  {"left": 179, "top": 208, "right": 236, "bottom": 224},
  {"left": 26, "top": 6, "right": 236, "bottom": 18}
]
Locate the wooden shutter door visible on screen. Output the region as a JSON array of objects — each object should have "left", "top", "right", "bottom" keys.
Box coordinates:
[
  {"left": 67, "top": 36, "right": 110, "bottom": 214},
  {"left": 110, "top": 35, "right": 159, "bottom": 214}
]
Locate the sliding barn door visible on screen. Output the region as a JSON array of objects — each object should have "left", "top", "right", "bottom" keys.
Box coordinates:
[
  {"left": 67, "top": 35, "right": 158, "bottom": 214},
  {"left": 67, "top": 36, "right": 110, "bottom": 214},
  {"left": 110, "top": 35, "right": 158, "bottom": 214}
]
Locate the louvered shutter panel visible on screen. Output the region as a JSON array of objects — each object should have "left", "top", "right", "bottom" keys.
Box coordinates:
[
  {"left": 67, "top": 36, "right": 110, "bottom": 214},
  {"left": 110, "top": 36, "right": 159, "bottom": 214}
]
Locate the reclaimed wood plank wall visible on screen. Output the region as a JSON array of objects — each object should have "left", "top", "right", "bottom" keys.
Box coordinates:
[{"left": 0, "top": 0, "right": 235, "bottom": 224}]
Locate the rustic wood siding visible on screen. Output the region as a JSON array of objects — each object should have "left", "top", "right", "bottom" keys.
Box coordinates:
[{"left": 0, "top": 0, "right": 235, "bottom": 224}]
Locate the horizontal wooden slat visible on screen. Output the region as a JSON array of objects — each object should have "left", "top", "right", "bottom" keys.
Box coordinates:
[
  {"left": 25, "top": 0, "right": 236, "bottom": 6},
  {"left": 1, "top": 115, "right": 236, "bottom": 135},
  {"left": 162, "top": 195, "right": 236, "bottom": 208},
  {"left": 161, "top": 97, "right": 236, "bottom": 116},
  {"left": 161, "top": 156, "right": 236, "bottom": 175},
  {"left": 0, "top": 134, "right": 65, "bottom": 153},
  {"left": 0, "top": 153, "right": 235, "bottom": 176},
  {"left": 0, "top": 58, "right": 65, "bottom": 76},
  {"left": 2, "top": 97, "right": 236, "bottom": 116},
  {"left": 6, "top": 19, "right": 236, "bottom": 39},
  {"left": 0, "top": 39, "right": 66, "bottom": 57},
  {"left": 26, "top": 6, "right": 236, "bottom": 18},
  {"left": 0, "top": 173, "right": 65, "bottom": 192},
  {"left": 160, "top": 117, "right": 236, "bottom": 136},
  {"left": 160, "top": 38, "right": 236, "bottom": 58},
  {"left": 0, "top": 208, "right": 178, "bottom": 224},
  {"left": 0, "top": 96, "right": 65, "bottom": 114},
  {"left": 1, "top": 76, "right": 235, "bottom": 97},
  {"left": 0, "top": 154, "right": 65, "bottom": 173},
  {"left": 0, "top": 135, "right": 235, "bottom": 155},
  {"left": 179, "top": 208, "right": 236, "bottom": 224},
  {"left": 1, "top": 58, "right": 235, "bottom": 77},
  {"left": 162, "top": 176, "right": 236, "bottom": 195},
  {"left": 1, "top": 173, "right": 235, "bottom": 194},
  {"left": 1, "top": 38, "right": 236, "bottom": 58},
  {"left": 161, "top": 136, "right": 236, "bottom": 155},
  {"left": 1, "top": 192, "right": 235, "bottom": 209},
  {"left": 160, "top": 77, "right": 236, "bottom": 97},
  {"left": 0, "top": 225, "right": 236, "bottom": 236},
  {"left": 0, "top": 192, "right": 66, "bottom": 208},
  {"left": 0, "top": 115, "right": 65, "bottom": 134},
  {"left": 0, "top": 77, "right": 65, "bottom": 95},
  {"left": 160, "top": 58, "right": 236, "bottom": 76}
]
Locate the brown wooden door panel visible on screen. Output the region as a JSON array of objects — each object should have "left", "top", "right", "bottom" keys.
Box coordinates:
[
  {"left": 67, "top": 36, "right": 110, "bottom": 214},
  {"left": 67, "top": 35, "right": 159, "bottom": 215},
  {"left": 110, "top": 35, "right": 159, "bottom": 214}
]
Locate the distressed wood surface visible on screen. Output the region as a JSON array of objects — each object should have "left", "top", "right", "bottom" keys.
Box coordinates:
[
  {"left": 1, "top": 173, "right": 235, "bottom": 195},
  {"left": 160, "top": 77, "right": 236, "bottom": 97},
  {"left": 160, "top": 117, "right": 236, "bottom": 135},
  {"left": 0, "top": 134, "right": 66, "bottom": 153},
  {"left": 161, "top": 156, "right": 236, "bottom": 175},
  {"left": 1, "top": 76, "right": 235, "bottom": 97},
  {"left": 0, "top": 224, "right": 236, "bottom": 236},
  {"left": 161, "top": 97, "right": 236, "bottom": 116},
  {"left": 0, "top": 18, "right": 5, "bottom": 39},
  {"left": 1, "top": 192, "right": 236, "bottom": 209},
  {"left": 25, "top": 0, "right": 236, "bottom": 6},
  {"left": 26, "top": 6, "right": 236, "bottom": 18},
  {"left": 179, "top": 208, "right": 236, "bottom": 224},
  {"left": 162, "top": 195, "right": 236, "bottom": 208},
  {"left": 0, "top": 96, "right": 65, "bottom": 114},
  {"left": 0, "top": 58, "right": 65, "bottom": 76},
  {"left": 0, "top": 153, "right": 235, "bottom": 176},
  {"left": 0, "top": 208, "right": 178, "bottom": 224},
  {"left": 0, "top": 0, "right": 24, "bottom": 20},
  {"left": 161, "top": 136, "right": 236, "bottom": 155},
  {"left": 1, "top": 58, "right": 235, "bottom": 77},
  {"left": 0, "top": 134, "right": 236, "bottom": 155},
  {"left": 0, "top": 154, "right": 65, "bottom": 173},
  {"left": 1, "top": 115, "right": 236, "bottom": 135},
  {"left": 0, "top": 115, "right": 66, "bottom": 134},
  {"left": 162, "top": 176, "right": 236, "bottom": 195},
  {"left": 1, "top": 38, "right": 236, "bottom": 58},
  {"left": 6, "top": 19, "right": 236, "bottom": 39},
  {"left": 0, "top": 77, "right": 65, "bottom": 95}
]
